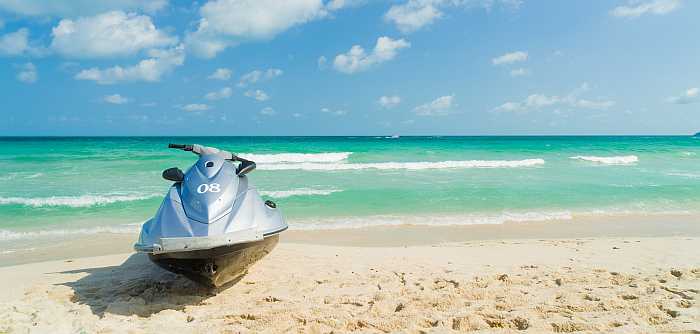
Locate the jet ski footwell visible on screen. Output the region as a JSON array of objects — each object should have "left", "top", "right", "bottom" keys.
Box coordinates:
[{"left": 148, "top": 234, "right": 279, "bottom": 288}]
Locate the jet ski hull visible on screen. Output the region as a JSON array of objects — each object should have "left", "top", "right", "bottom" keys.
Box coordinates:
[{"left": 148, "top": 234, "right": 279, "bottom": 288}]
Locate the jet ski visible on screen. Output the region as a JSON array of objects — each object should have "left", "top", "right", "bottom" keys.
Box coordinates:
[{"left": 134, "top": 144, "right": 287, "bottom": 287}]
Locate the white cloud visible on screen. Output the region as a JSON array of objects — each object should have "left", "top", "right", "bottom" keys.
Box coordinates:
[
  {"left": 333, "top": 36, "right": 410, "bottom": 74},
  {"left": 667, "top": 87, "right": 699, "bottom": 104},
  {"left": 325, "top": 0, "right": 365, "bottom": 10},
  {"left": 103, "top": 93, "right": 130, "bottom": 104},
  {"left": 51, "top": 11, "right": 176, "bottom": 58},
  {"left": 384, "top": 0, "right": 522, "bottom": 33},
  {"left": 510, "top": 68, "right": 530, "bottom": 77},
  {"left": 413, "top": 95, "right": 455, "bottom": 116},
  {"left": 611, "top": 0, "right": 681, "bottom": 18},
  {"left": 0, "top": 28, "right": 44, "bottom": 56},
  {"left": 207, "top": 67, "right": 232, "bottom": 80},
  {"left": 378, "top": 95, "right": 401, "bottom": 109},
  {"left": 492, "top": 51, "right": 527, "bottom": 65},
  {"left": 204, "top": 87, "right": 233, "bottom": 100},
  {"left": 0, "top": 0, "right": 168, "bottom": 17},
  {"left": 260, "top": 107, "right": 276, "bottom": 116},
  {"left": 75, "top": 44, "right": 185, "bottom": 84},
  {"left": 16, "top": 62, "right": 37, "bottom": 83},
  {"left": 238, "top": 68, "right": 283, "bottom": 87},
  {"left": 384, "top": 0, "right": 442, "bottom": 34},
  {"left": 185, "top": 0, "right": 328, "bottom": 58},
  {"left": 493, "top": 83, "right": 616, "bottom": 112},
  {"left": 180, "top": 103, "right": 210, "bottom": 112},
  {"left": 244, "top": 89, "right": 270, "bottom": 101},
  {"left": 321, "top": 107, "right": 347, "bottom": 116}
]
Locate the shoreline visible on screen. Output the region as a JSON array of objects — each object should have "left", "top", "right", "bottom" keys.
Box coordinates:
[{"left": 2, "top": 213, "right": 700, "bottom": 267}]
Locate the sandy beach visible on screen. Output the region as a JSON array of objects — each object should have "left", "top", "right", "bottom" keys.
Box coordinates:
[{"left": 1, "top": 218, "right": 699, "bottom": 333}]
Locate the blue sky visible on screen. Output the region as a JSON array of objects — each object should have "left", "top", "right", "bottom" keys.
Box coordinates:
[{"left": 0, "top": 0, "right": 698, "bottom": 136}]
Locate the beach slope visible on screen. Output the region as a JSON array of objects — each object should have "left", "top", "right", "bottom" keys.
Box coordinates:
[{"left": 1, "top": 237, "right": 699, "bottom": 333}]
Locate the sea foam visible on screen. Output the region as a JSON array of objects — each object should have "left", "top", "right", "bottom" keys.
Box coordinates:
[
  {"left": 290, "top": 211, "right": 574, "bottom": 230},
  {"left": 570, "top": 155, "right": 639, "bottom": 165},
  {"left": 0, "top": 225, "right": 141, "bottom": 241},
  {"left": 258, "top": 159, "right": 545, "bottom": 171},
  {"left": 259, "top": 189, "right": 342, "bottom": 198},
  {"left": 0, "top": 193, "right": 161, "bottom": 208},
  {"left": 239, "top": 152, "right": 351, "bottom": 163}
]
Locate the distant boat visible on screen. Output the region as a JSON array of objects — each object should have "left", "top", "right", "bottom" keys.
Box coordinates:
[{"left": 385, "top": 135, "right": 400, "bottom": 139}]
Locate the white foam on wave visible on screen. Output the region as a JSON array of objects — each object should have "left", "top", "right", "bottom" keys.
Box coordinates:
[
  {"left": 570, "top": 155, "right": 639, "bottom": 165},
  {"left": 0, "top": 225, "right": 140, "bottom": 241},
  {"left": 291, "top": 211, "right": 574, "bottom": 230},
  {"left": 0, "top": 193, "right": 161, "bottom": 208},
  {"left": 259, "top": 189, "right": 342, "bottom": 198},
  {"left": 258, "top": 159, "right": 545, "bottom": 171},
  {"left": 666, "top": 172, "right": 700, "bottom": 179},
  {"left": 239, "top": 152, "right": 351, "bottom": 163}
]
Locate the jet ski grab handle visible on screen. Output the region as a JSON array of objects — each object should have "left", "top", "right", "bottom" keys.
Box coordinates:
[{"left": 168, "top": 143, "right": 256, "bottom": 175}]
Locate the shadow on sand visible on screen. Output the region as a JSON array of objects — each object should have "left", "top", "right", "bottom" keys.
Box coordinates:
[{"left": 59, "top": 253, "right": 239, "bottom": 318}]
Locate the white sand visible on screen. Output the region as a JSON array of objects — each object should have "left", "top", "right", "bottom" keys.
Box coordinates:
[{"left": 1, "top": 237, "right": 698, "bottom": 333}]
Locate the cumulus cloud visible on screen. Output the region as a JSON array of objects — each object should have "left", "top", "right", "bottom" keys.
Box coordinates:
[
  {"left": 51, "top": 11, "right": 176, "bottom": 58},
  {"left": 180, "top": 103, "right": 210, "bottom": 112},
  {"left": 333, "top": 36, "right": 410, "bottom": 74},
  {"left": 325, "top": 0, "right": 366, "bottom": 10},
  {"left": 0, "top": 0, "right": 168, "bottom": 17},
  {"left": 493, "top": 83, "right": 616, "bottom": 112},
  {"left": 238, "top": 68, "right": 283, "bottom": 87},
  {"left": 208, "top": 67, "right": 232, "bottom": 80},
  {"left": 185, "top": 0, "right": 329, "bottom": 58},
  {"left": 667, "top": 87, "right": 699, "bottom": 104},
  {"left": 492, "top": 51, "right": 527, "bottom": 65},
  {"left": 321, "top": 107, "right": 347, "bottom": 116},
  {"left": 244, "top": 89, "right": 270, "bottom": 101},
  {"left": 378, "top": 95, "right": 401, "bottom": 109},
  {"left": 260, "top": 107, "right": 276, "bottom": 116},
  {"left": 384, "top": 0, "right": 522, "bottom": 33},
  {"left": 75, "top": 44, "right": 185, "bottom": 84},
  {"left": 16, "top": 62, "right": 37, "bottom": 83},
  {"left": 0, "top": 28, "right": 44, "bottom": 56},
  {"left": 204, "top": 87, "right": 233, "bottom": 100},
  {"left": 103, "top": 93, "right": 130, "bottom": 104},
  {"left": 413, "top": 95, "right": 455, "bottom": 116},
  {"left": 611, "top": 0, "right": 681, "bottom": 18},
  {"left": 384, "top": 0, "right": 442, "bottom": 34},
  {"left": 510, "top": 68, "right": 530, "bottom": 77}
]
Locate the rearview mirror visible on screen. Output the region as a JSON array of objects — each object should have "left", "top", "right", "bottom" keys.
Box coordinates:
[
  {"left": 162, "top": 167, "right": 185, "bottom": 182},
  {"left": 236, "top": 160, "right": 256, "bottom": 176}
]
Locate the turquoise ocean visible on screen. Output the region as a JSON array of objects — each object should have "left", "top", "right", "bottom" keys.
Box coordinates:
[{"left": 1, "top": 136, "right": 700, "bottom": 248}]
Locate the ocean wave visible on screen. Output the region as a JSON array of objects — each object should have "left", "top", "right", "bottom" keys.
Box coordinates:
[
  {"left": 0, "top": 225, "right": 140, "bottom": 241},
  {"left": 259, "top": 189, "right": 342, "bottom": 198},
  {"left": 665, "top": 172, "right": 700, "bottom": 179},
  {"left": 258, "top": 159, "right": 545, "bottom": 171},
  {"left": 239, "top": 152, "right": 351, "bottom": 163},
  {"left": 0, "top": 193, "right": 161, "bottom": 208},
  {"left": 570, "top": 155, "right": 639, "bottom": 165},
  {"left": 290, "top": 212, "right": 574, "bottom": 230}
]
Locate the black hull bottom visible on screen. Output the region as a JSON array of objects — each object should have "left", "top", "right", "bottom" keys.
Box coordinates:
[{"left": 148, "top": 235, "right": 279, "bottom": 288}]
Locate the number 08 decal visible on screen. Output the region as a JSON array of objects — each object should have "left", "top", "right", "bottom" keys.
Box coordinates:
[{"left": 197, "top": 183, "right": 221, "bottom": 193}]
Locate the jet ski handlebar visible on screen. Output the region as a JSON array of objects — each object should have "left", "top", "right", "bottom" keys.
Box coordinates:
[
  {"left": 167, "top": 144, "right": 256, "bottom": 175},
  {"left": 168, "top": 143, "right": 194, "bottom": 151}
]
